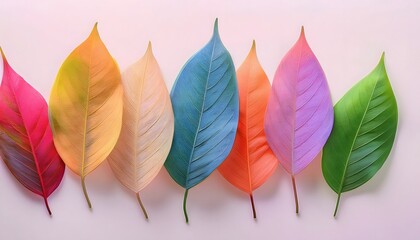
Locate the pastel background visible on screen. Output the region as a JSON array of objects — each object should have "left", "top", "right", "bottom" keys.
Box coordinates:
[{"left": 0, "top": 0, "right": 418, "bottom": 239}]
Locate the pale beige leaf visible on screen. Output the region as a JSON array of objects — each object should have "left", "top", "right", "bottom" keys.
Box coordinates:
[{"left": 108, "top": 42, "right": 174, "bottom": 194}]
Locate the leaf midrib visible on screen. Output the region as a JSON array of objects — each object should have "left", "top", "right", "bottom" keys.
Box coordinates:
[
  {"left": 336, "top": 68, "right": 382, "bottom": 194},
  {"left": 81, "top": 40, "right": 96, "bottom": 178},
  {"left": 244, "top": 56, "right": 264, "bottom": 193},
  {"left": 132, "top": 53, "right": 150, "bottom": 189},
  {"left": 244, "top": 59, "right": 252, "bottom": 193},
  {"left": 9, "top": 76, "right": 48, "bottom": 199},
  {"left": 185, "top": 39, "right": 217, "bottom": 188},
  {"left": 290, "top": 40, "right": 303, "bottom": 174}
]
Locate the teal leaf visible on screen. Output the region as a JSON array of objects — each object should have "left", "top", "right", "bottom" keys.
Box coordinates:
[
  {"left": 322, "top": 53, "right": 398, "bottom": 217},
  {"left": 165, "top": 19, "right": 239, "bottom": 222}
]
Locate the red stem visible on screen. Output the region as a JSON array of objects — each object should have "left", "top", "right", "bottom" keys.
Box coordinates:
[{"left": 43, "top": 197, "right": 52, "bottom": 215}]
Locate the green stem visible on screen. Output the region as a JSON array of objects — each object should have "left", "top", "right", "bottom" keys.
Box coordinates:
[
  {"left": 136, "top": 192, "right": 149, "bottom": 220},
  {"left": 334, "top": 193, "right": 342, "bottom": 217},
  {"left": 81, "top": 177, "right": 92, "bottom": 209},
  {"left": 249, "top": 194, "right": 257, "bottom": 219},
  {"left": 292, "top": 175, "right": 299, "bottom": 214},
  {"left": 183, "top": 189, "right": 189, "bottom": 223}
]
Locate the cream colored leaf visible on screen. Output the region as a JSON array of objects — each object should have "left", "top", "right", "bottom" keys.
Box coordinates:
[{"left": 108, "top": 42, "right": 174, "bottom": 218}]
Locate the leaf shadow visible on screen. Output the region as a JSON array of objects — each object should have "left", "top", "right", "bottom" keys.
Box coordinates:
[
  {"left": 214, "top": 170, "right": 248, "bottom": 200},
  {"left": 298, "top": 152, "right": 324, "bottom": 196},
  {"left": 66, "top": 160, "right": 120, "bottom": 204},
  {"left": 253, "top": 168, "right": 282, "bottom": 200},
  {"left": 184, "top": 167, "right": 283, "bottom": 222},
  {"left": 136, "top": 168, "right": 183, "bottom": 209},
  {"left": 190, "top": 172, "right": 229, "bottom": 211}
]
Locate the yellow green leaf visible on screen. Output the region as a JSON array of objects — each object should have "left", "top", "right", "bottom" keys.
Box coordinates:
[{"left": 49, "top": 23, "right": 123, "bottom": 208}]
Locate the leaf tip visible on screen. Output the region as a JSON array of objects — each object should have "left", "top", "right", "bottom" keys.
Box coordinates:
[
  {"left": 213, "top": 18, "right": 220, "bottom": 38},
  {"left": 247, "top": 40, "right": 257, "bottom": 58},
  {"left": 380, "top": 52, "right": 386, "bottom": 63},
  {"left": 300, "top": 26, "right": 305, "bottom": 38},
  {"left": 90, "top": 22, "right": 99, "bottom": 37},
  {"left": 0, "top": 46, "right": 9, "bottom": 69},
  {"left": 0, "top": 46, "right": 6, "bottom": 62},
  {"left": 375, "top": 52, "right": 387, "bottom": 73},
  {"left": 147, "top": 41, "right": 153, "bottom": 54}
]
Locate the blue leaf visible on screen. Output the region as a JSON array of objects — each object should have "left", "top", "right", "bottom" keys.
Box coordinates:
[{"left": 165, "top": 19, "right": 239, "bottom": 191}]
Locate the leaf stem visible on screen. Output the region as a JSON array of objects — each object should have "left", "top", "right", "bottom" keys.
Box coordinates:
[
  {"left": 81, "top": 177, "right": 92, "bottom": 209},
  {"left": 43, "top": 198, "right": 52, "bottom": 215},
  {"left": 334, "top": 193, "right": 342, "bottom": 217},
  {"left": 136, "top": 192, "right": 149, "bottom": 220},
  {"left": 249, "top": 194, "right": 257, "bottom": 219},
  {"left": 291, "top": 175, "right": 299, "bottom": 214},
  {"left": 183, "top": 189, "right": 189, "bottom": 223}
]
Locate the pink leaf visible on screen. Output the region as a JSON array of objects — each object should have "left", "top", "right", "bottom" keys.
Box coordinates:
[
  {"left": 264, "top": 28, "right": 334, "bottom": 213},
  {"left": 0, "top": 48, "right": 65, "bottom": 215}
]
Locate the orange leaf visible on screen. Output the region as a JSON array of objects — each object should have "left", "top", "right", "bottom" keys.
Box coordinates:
[{"left": 218, "top": 41, "right": 278, "bottom": 218}]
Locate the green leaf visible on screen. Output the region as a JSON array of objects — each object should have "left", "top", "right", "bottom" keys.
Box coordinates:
[{"left": 322, "top": 53, "right": 398, "bottom": 217}]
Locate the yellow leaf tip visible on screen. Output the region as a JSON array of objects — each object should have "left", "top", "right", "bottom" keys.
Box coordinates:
[
  {"left": 250, "top": 40, "right": 256, "bottom": 54},
  {"left": 377, "top": 52, "right": 385, "bottom": 67},
  {"left": 381, "top": 52, "right": 385, "bottom": 61},
  {"left": 377, "top": 52, "right": 386, "bottom": 70},
  {"left": 146, "top": 41, "right": 153, "bottom": 54},
  {"left": 90, "top": 22, "right": 99, "bottom": 37},
  {"left": 0, "top": 47, "right": 7, "bottom": 62}
]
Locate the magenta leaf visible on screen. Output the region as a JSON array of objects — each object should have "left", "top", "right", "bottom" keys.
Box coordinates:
[{"left": 0, "top": 48, "right": 65, "bottom": 215}]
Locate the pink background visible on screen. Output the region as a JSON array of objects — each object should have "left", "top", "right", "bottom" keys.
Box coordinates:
[{"left": 0, "top": 0, "right": 418, "bottom": 239}]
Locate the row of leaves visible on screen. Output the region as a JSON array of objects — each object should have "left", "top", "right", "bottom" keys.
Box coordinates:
[{"left": 0, "top": 19, "right": 398, "bottom": 222}]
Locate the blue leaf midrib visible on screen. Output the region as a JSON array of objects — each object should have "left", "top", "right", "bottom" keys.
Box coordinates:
[{"left": 184, "top": 39, "right": 217, "bottom": 188}]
